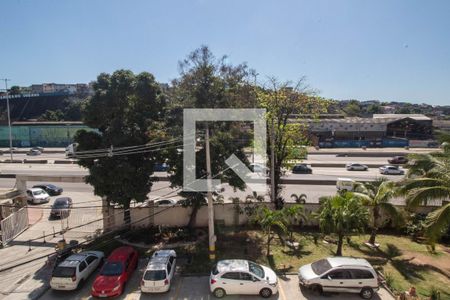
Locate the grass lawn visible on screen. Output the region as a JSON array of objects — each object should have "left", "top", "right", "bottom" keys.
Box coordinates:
[{"left": 179, "top": 228, "right": 450, "bottom": 299}]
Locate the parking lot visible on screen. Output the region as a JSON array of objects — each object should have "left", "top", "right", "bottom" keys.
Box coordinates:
[{"left": 41, "top": 260, "right": 394, "bottom": 300}]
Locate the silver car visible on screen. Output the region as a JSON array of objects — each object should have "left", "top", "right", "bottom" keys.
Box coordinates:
[
  {"left": 379, "top": 165, "right": 405, "bottom": 175},
  {"left": 346, "top": 163, "right": 368, "bottom": 171}
]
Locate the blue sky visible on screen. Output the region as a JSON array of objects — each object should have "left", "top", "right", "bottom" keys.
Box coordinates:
[{"left": 1, "top": 0, "right": 449, "bottom": 105}]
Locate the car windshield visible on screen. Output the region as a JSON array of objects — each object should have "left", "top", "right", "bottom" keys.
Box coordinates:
[
  {"left": 211, "top": 264, "right": 219, "bottom": 275},
  {"left": 33, "top": 190, "right": 44, "bottom": 196},
  {"left": 53, "top": 201, "right": 67, "bottom": 208},
  {"left": 248, "top": 261, "right": 264, "bottom": 278},
  {"left": 144, "top": 270, "right": 166, "bottom": 281},
  {"left": 53, "top": 266, "right": 76, "bottom": 278},
  {"left": 311, "top": 259, "right": 332, "bottom": 275},
  {"left": 100, "top": 262, "right": 123, "bottom": 276}
]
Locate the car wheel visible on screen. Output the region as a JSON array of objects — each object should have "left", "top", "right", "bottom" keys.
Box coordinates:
[
  {"left": 360, "top": 287, "right": 374, "bottom": 299},
  {"left": 310, "top": 284, "right": 323, "bottom": 295},
  {"left": 260, "top": 288, "right": 272, "bottom": 298},
  {"left": 213, "top": 288, "right": 226, "bottom": 298}
]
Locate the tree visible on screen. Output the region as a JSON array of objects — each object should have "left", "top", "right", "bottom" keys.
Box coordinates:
[
  {"left": 291, "top": 193, "right": 307, "bottom": 204},
  {"left": 252, "top": 205, "right": 287, "bottom": 256},
  {"left": 317, "top": 193, "right": 369, "bottom": 256},
  {"left": 283, "top": 204, "right": 307, "bottom": 241},
  {"left": 256, "top": 78, "right": 327, "bottom": 208},
  {"left": 9, "top": 86, "right": 21, "bottom": 95},
  {"left": 166, "top": 46, "right": 255, "bottom": 228},
  {"left": 38, "top": 109, "right": 64, "bottom": 121},
  {"left": 74, "top": 70, "right": 165, "bottom": 224},
  {"left": 353, "top": 179, "right": 402, "bottom": 245},
  {"left": 342, "top": 100, "right": 361, "bottom": 117}
]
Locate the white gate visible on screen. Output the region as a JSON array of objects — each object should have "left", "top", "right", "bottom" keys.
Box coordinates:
[{"left": 0, "top": 207, "right": 29, "bottom": 245}]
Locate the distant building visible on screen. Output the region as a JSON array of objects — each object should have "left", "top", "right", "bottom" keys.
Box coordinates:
[{"left": 30, "top": 83, "right": 92, "bottom": 96}]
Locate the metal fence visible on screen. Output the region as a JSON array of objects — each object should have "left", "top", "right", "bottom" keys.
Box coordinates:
[{"left": 0, "top": 207, "right": 29, "bottom": 245}]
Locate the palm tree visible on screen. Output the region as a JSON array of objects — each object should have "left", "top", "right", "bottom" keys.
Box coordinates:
[
  {"left": 290, "top": 193, "right": 307, "bottom": 204},
  {"left": 399, "top": 147, "right": 450, "bottom": 244},
  {"left": 283, "top": 204, "right": 307, "bottom": 241},
  {"left": 246, "top": 191, "right": 265, "bottom": 202},
  {"left": 353, "top": 179, "right": 401, "bottom": 246},
  {"left": 252, "top": 205, "right": 288, "bottom": 256},
  {"left": 317, "top": 193, "right": 369, "bottom": 256}
]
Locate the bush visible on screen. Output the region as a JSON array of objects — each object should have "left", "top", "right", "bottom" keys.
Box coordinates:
[{"left": 405, "top": 213, "right": 427, "bottom": 240}]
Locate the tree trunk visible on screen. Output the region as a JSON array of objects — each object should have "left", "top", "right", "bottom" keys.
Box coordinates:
[
  {"left": 188, "top": 196, "right": 201, "bottom": 229},
  {"left": 267, "top": 228, "right": 271, "bottom": 256},
  {"left": 368, "top": 228, "right": 377, "bottom": 245},
  {"left": 336, "top": 233, "right": 344, "bottom": 256},
  {"left": 123, "top": 201, "right": 131, "bottom": 226},
  {"left": 369, "top": 206, "right": 380, "bottom": 245}
]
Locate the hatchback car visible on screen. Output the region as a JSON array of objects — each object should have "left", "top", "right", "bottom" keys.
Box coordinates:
[
  {"left": 26, "top": 188, "right": 50, "bottom": 204},
  {"left": 292, "top": 164, "right": 313, "bottom": 174},
  {"left": 298, "top": 257, "right": 379, "bottom": 299},
  {"left": 141, "top": 249, "right": 177, "bottom": 293},
  {"left": 50, "top": 197, "right": 73, "bottom": 219},
  {"left": 50, "top": 251, "right": 104, "bottom": 291},
  {"left": 346, "top": 163, "right": 368, "bottom": 171},
  {"left": 32, "top": 183, "right": 63, "bottom": 196},
  {"left": 91, "top": 246, "right": 139, "bottom": 297},
  {"left": 379, "top": 165, "right": 405, "bottom": 175},
  {"left": 26, "top": 149, "right": 42, "bottom": 156},
  {"left": 210, "top": 259, "right": 278, "bottom": 298}
]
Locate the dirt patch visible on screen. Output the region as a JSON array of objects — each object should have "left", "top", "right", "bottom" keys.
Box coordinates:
[{"left": 401, "top": 249, "right": 450, "bottom": 278}]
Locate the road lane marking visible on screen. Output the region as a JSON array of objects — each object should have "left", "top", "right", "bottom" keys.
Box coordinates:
[{"left": 278, "top": 279, "right": 287, "bottom": 300}]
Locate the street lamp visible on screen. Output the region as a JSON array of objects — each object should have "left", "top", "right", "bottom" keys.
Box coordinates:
[{"left": 1, "top": 78, "right": 13, "bottom": 160}]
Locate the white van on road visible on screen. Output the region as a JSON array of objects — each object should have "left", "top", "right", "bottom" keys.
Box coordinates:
[{"left": 336, "top": 178, "right": 356, "bottom": 192}]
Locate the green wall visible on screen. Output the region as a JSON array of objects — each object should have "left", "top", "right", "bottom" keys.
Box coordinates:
[{"left": 0, "top": 125, "right": 94, "bottom": 147}]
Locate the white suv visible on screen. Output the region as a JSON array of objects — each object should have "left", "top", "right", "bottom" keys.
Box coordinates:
[
  {"left": 141, "top": 249, "right": 176, "bottom": 293},
  {"left": 50, "top": 251, "right": 104, "bottom": 290},
  {"left": 210, "top": 259, "right": 278, "bottom": 298},
  {"left": 298, "top": 257, "right": 379, "bottom": 299}
]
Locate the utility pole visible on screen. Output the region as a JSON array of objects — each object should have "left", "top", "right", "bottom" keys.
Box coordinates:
[
  {"left": 270, "top": 120, "right": 276, "bottom": 205},
  {"left": 205, "top": 123, "right": 216, "bottom": 261},
  {"left": 1, "top": 79, "right": 13, "bottom": 161}
]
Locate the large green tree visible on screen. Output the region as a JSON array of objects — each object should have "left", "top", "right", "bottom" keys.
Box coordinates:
[
  {"left": 75, "top": 70, "right": 166, "bottom": 224},
  {"left": 256, "top": 78, "right": 327, "bottom": 208},
  {"left": 165, "top": 46, "right": 255, "bottom": 227},
  {"left": 353, "top": 179, "right": 401, "bottom": 245},
  {"left": 317, "top": 193, "right": 369, "bottom": 256}
]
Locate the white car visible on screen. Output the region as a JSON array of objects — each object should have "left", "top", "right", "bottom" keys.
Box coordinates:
[
  {"left": 210, "top": 259, "right": 278, "bottom": 298},
  {"left": 336, "top": 178, "right": 356, "bottom": 192},
  {"left": 50, "top": 251, "right": 104, "bottom": 290},
  {"left": 298, "top": 257, "right": 379, "bottom": 299},
  {"left": 249, "top": 163, "right": 268, "bottom": 175},
  {"left": 26, "top": 188, "right": 50, "bottom": 204},
  {"left": 154, "top": 199, "right": 177, "bottom": 206},
  {"left": 141, "top": 249, "right": 177, "bottom": 293},
  {"left": 346, "top": 163, "right": 368, "bottom": 171},
  {"left": 379, "top": 165, "right": 405, "bottom": 175}
]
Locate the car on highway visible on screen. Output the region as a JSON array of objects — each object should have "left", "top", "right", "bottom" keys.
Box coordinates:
[
  {"left": 346, "top": 163, "right": 368, "bottom": 171},
  {"left": 154, "top": 199, "right": 177, "bottom": 206},
  {"left": 26, "top": 149, "right": 42, "bottom": 156},
  {"left": 50, "top": 251, "right": 104, "bottom": 291},
  {"left": 32, "top": 183, "right": 63, "bottom": 196},
  {"left": 388, "top": 156, "right": 408, "bottom": 164},
  {"left": 50, "top": 197, "right": 73, "bottom": 219},
  {"left": 31, "top": 146, "right": 44, "bottom": 152},
  {"left": 292, "top": 164, "right": 313, "bottom": 174},
  {"left": 210, "top": 259, "right": 278, "bottom": 298},
  {"left": 298, "top": 257, "right": 379, "bottom": 299},
  {"left": 379, "top": 165, "right": 405, "bottom": 175},
  {"left": 336, "top": 178, "right": 356, "bottom": 192},
  {"left": 141, "top": 249, "right": 177, "bottom": 293},
  {"left": 91, "top": 246, "right": 139, "bottom": 297},
  {"left": 26, "top": 188, "right": 50, "bottom": 204},
  {"left": 249, "top": 163, "right": 268, "bottom": 175}
]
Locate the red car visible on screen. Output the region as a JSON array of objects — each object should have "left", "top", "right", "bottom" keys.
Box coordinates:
[{"left": 91, "top": 246, "right": 138, "bottom": 297}]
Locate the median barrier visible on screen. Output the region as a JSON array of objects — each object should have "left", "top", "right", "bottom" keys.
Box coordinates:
[
  {"left": 23, "top": 159, "right": 48, "bottom": 164},
  {"left": 1, "top": 159, "right": 23, "bottom": 163},
  {"left": 54, "top": 160, "right": 75, "bottom": 164}
]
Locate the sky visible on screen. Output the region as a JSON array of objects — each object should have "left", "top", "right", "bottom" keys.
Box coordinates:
[{"left": 1, "top": 0, "right": 449, "bottom": 105}]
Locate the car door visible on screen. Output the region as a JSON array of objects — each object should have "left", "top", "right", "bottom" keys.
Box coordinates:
[
  {"left": 321, "top": 269, "right": 353, "bottom": 292},
  {"left": 238, "top": 272, "right": 260, "bottom": 295},
  {"left": 349, "top": 269, "right": 377, "bottom": 292},
  {"left": 219, "top": 272, "right": 241, "bottom": 294},
  {"left": 168, "top": 256, "right": 176, "bottom": 280},
  {"left": 85, "top": 255, "right": 99, "bottom": 275},
  {"left": 78, "top": 261, "right": 88, "bottom": 281}
]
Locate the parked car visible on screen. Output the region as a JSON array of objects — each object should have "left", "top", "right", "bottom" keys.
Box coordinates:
[
  {"left": 141, "top": 249, "right": 177, "bottom": 293},
  {"left": 298, "top": 257, "right": 379, "bottom": 299},
  {"left": 50, "top": 197, "right": 73, "bottom": 219},
  {"left": 31, "top": 146, "right": 44, "bottom": 152},
  {"left": 32, "top": 183, "right": 63, "bottom": 196},
  {"left": 292, "top": 164, "right": 313, "bottom": 174},
  {"left": 210, "top": 259, "right": 278, "bottom": 298},
  {"left": 346, "top": 163, "right": 368, "bottom": 171},
  {"left": 26, "top": 149, "right": 41, "bottom": 156},
  {"left": 91, "top": 246, "right": 139, "bottom": 297},
  {"left": 379, "top": 165, "right": 405, "bottom": 175},
  {"left": 249, "top": 163, "right": 268, "bottom": 175},
  {"left": 336, "top": 178, "right": 356, "bottom": 192},
  {"left": 388, "top": 156, "right": 408, "bottom": 164},
  {"left": 154, "top": 199, "right": 177, "bottom": 206},
  {"left": 50, "top": 251, "right": 104, "bottom": 291},
  {"left": 26, "top": 188, "right": 50, "bottom": 204}
]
